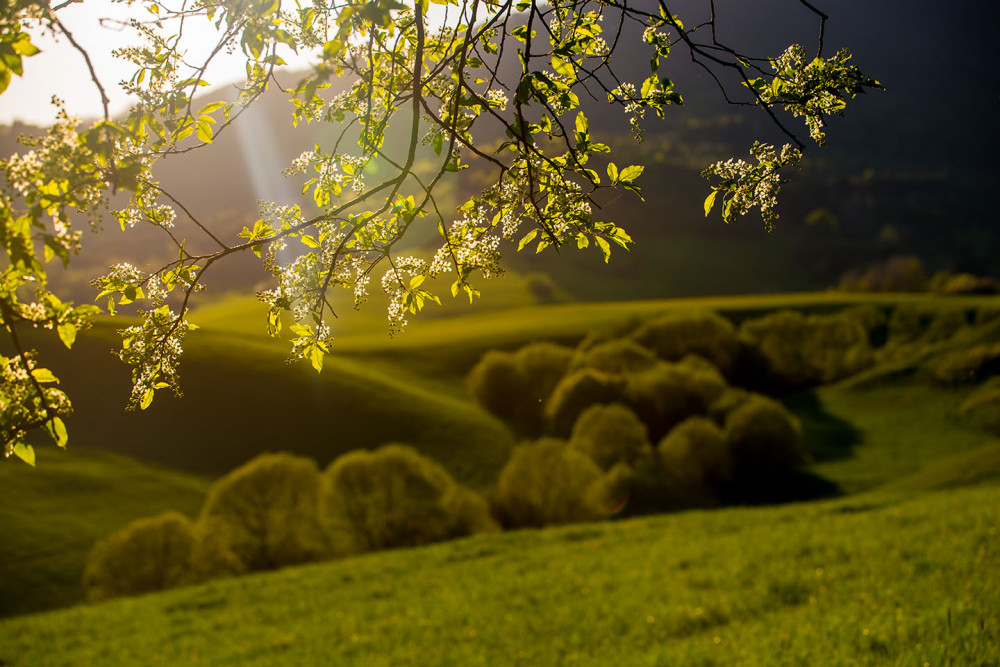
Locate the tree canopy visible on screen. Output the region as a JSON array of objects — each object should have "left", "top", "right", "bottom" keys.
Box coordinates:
[{"left": 0, "top": 0, "right": 879, "bottom": 463}]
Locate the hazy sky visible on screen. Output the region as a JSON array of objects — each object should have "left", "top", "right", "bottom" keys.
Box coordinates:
[{"left": 0, "top": 1, "right": 308, "bottom": 125}]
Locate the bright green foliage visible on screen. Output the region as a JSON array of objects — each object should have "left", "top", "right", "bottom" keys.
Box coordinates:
[
  {"left": 321, "top": 444, "right": 495, "bottom": 552},
  {"left": 493, "top": 438, "right": 608, "bottom": 527},
  {"left": 629, "top": 311, "right": 743, "bottom": 378},
  {"left": 1, "top": 0, "right": 877, "bottom": 456},
  {"left": 200, "top": 453, "right": 329, "bottom": 571},
  {"left": 567, "top": 402, "right": 652, "bottom": 471}
]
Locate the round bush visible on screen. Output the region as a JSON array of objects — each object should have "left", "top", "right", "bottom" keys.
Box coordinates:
[
  {"left": 321, "top": 444, "right": 495, "bottom": 552},
  {"left": 624, "top": 357, "right": 727, "bottom": 441},
  {"left": 568, "top": 402, "right": 652, "bottom": 471},
  {"left": 658, "top": 416, "right": 732, "bottom": 504},
  {"left": 545, "top": 368, "right": 628, "bottom": 436},
  {"left": 933, "top": 343, "right": 1000, "bottom": 384},
  {"left": 569, "top": 338, "right": 659, "bottom": 375},
  {"left": 630, "top": 311, "right": 742, "bottom": 377},
  {"left": 887, "top": 305, "right": 966, "bottom": 348},
  {"left": 514, "top": 341, "right": 574, "bottom": 403},
  {"left": 83, "top": 512, "right": 197, "bottom": 602},
  {"left": 467, "top": 343, "right": 573, "bottom": 434},
  {"left": 723, "top": 396, "right": 806, "bottom": 500},
  {"left": 740, "top": 310, "right": 872, "bottom": 387},
  {"left": 707, "top": 387, "right": 753, "bottom": 426},
  {"left": 492, "top": 439, "right": 608, "bottom": 528},
  {"left": 466, "top": 350, "right": 527, "bottom": 424},
  {"left": 201, "top": 453, "right": 329, "bottom": 571}
]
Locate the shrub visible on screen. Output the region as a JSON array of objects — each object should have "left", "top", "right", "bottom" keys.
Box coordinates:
[
  {"left": 568, "top": 403, "right": 652, "bottom": 471},
  {"left": 630, "top": 311, "right": 743, "bottom": 377},
  {"left": 466, "top": 350, "right": 528, "bottom": 425},
  {"left": 492, "top": 439, "right": 609, "bottom": 528},
  {"left": 545, "top": 368, "right": 628, "bottom": 436},
  {"left": 467, "top": 343, "right": 573, "bottom": 434},
  {"left": 886, "top": 305, "right": 966, "bottom": 348},
  {"left": 658, "top": 416, "right": 732, "bottom": 505},
  {"left": 514, "top": 342, "right": 574, "bottom": 403},
  {"left": 83, "top": 512, "right": 198, "bottom": 602},
  {"left": 569, "top": 338, "right": 659, "bottom": 375},
  {"left": 201, "top": 453, "right": 329, "bottom": 571},
  {"left": 321, "top": 444, "right": 496, "bottom": 552},
  {"left": 934, "top": 344, "right": 1000, "bottom": 384},
  {"left": 624, "top": 357, "right": 727, "bottom": 441},
  {"left": 722, "top": 395, "right": 806, "bottom": 501},
  {"left": 839, "top": 255, "right": 928, "bottom": 292},
  {"left": 707, "top": 387, "right": 753, "bottom": 426},
  {"left": 740, "top": 310, "right": 872, "bottom": 387},
  {"left": 959, "top": 378, "right": 1000, "bottom": 436}
]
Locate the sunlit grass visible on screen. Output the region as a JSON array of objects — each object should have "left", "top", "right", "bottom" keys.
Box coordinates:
[{"left": 0, "top": 482, "right": 996, "bottom": 665}]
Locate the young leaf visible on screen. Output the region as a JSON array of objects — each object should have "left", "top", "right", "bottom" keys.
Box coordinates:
[
  {"left": 13, "top": 443, "right": 35, "bottom": 467},
  {"left": 704, "top": 189, "right": 718, "bottom": 217}
]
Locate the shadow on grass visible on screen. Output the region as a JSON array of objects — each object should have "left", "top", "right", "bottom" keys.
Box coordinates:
[{"left": 783, "top": 390, "right": 863, "bottom": 463}]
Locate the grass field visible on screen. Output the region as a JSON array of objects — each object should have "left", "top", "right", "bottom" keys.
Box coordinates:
[
  {"left": 1, "top": 291, "right": 999, "bottom": 660},
  {"left": 0, "top": 479, "right": 996, "bottom": 665},
  {"left": 0, "top": 449, "right": 210, "bottom": 617}
]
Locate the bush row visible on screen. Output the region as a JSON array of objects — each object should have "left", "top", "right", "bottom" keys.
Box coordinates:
[
  {"left": 84, "top": 447, "right": 496, "bottom": 602},
  {"left": 491, "top": 391, "right": 806, "bottom": 528}
]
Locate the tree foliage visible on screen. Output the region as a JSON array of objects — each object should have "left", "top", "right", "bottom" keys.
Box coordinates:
[
  {"left": 0, "top": 0, "right": 878, "bottom": 459},
  {"left": 320, "top": 443, "right": 496, "bottom": 551},
  {"left": 200, "top": 452, "right": 330, "bottom": 571}
]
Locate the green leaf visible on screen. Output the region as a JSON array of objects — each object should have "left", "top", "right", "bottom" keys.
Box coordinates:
[
  {"left": 140, "top": 388, "right": 155, "bottom": 410},
  {"left": 607, "top": 162, "right": 619, "bottom": 182},
  {"left": 57, "top": 322, "right": 77, "bottom": 349},
  {"left": 618, "top": 165, "right": 644, "bottom": 183},
  {"left": 704, "top": 189, "right": 718, "bottom": 217},
  {"left": 308, "top": 343, "right": 325, "bottom": 373},
  {"left": 31, "top": 368, "right": 59, "bottom": 384},
  {"left": 13, "top": 443, "right": 35, "bottom": 467},
  {"left": 195, "top": 121, "right": 214, "bottom": 143},
  {"left": 46, "top": 417, "right": 68, "bottom": 448},
  {"left": 595, "top": 236, "right": 611, "bottom": 262}
]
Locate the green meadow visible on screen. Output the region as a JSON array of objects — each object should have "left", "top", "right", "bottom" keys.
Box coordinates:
[{"left": 1, "top": 290, "right": 999, "bottom": 664}]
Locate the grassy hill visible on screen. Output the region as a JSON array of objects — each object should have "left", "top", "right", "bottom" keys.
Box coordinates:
[
  {"left": 2, "top": 290, "right": 999, "bottom": 638},
  {"left": 0, "top": 478, "right": 996, "bottom": 665}
]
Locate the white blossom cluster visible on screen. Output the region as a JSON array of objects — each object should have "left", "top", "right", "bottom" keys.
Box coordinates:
[
  {"left": 642, "top": 26, "right": 670, "bottom": 53},
  {"left": 4, "top": 107, "right": 104, "bottom": 245},
  {"left": 765, "top": 45, "right": 861, "bottom": 145},
  {"left": 114, "top": 187, "right": 176, "bottom": 229},
  {"left": 117, "top": 308, "right": 192, "bottom": 409},
  {"left": 1, "top": 352, "right": 71, "bottom": 458},
  {"left": 432, "top": 214, "right": 503, "bottom": 279},
  {"left": 485, "top": 89, "right": 509, "bottom": 111},
  {"left": 381, "top": 255, "right": 429, "bottom": 334},
  {"left": 702, "top": 142, "right": 801, "bottom": 229}
]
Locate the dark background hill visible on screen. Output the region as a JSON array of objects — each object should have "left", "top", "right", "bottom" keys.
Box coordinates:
[{"left": 2, "top": 0, "right": 998, "bottom": 303}]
